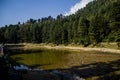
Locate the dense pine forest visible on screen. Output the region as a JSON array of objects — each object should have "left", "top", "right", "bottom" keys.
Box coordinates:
[{"left": 0, "top": 0, "right": 120, "bottom": 47}]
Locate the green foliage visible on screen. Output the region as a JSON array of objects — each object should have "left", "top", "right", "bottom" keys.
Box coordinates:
[
  {"left": 0, "top": 54, "right": 20, "bottom": 80},
  {"left": 78, "top": 17, "right": 90, "bottom": 46},
  {"left": 89, "top": 15, "right": 109, "bottom": 44},
  {"left": 0, "top": 0, "right": 120, "bottom": 47},
  {"left": 0, "top": 56, "right": 10, "bottom": 79}
]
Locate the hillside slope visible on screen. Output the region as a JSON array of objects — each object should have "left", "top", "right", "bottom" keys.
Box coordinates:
[{"left": 0, "top": 0, "right": 120, "bottom": 47}]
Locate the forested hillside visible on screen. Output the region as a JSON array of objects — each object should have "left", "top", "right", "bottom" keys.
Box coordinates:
[{"left": 0, "top": 0, "right": 120, "bottom": 47}]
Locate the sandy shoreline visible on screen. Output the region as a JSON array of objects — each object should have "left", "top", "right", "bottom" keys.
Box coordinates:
[
  {"left": 66, "top": 46, "right": 120, "bottom": 53},
  {"left": 34, "top": 45, "right": 120, "bottom": 54},
  {"left": 6, "top": 43, "right": 120, "bottom": 54}
]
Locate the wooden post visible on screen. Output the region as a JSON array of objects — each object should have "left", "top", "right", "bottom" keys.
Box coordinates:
[{"left": 0, "top": 44, "right": 4, "bottom": 56}]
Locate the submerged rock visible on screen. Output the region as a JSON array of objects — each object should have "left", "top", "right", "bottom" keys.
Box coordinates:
[
  {"left": 14, "top": 65, "right": 29, "bottom": 70},
  {"left": 73, "top": 74, "right": 85, "bottom": 80},
  {"left": 51, "top": 70, "right": 85, "bottom": 80}
]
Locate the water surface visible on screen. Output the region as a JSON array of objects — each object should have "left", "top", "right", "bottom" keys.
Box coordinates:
[
  {"left": 11, "top": 49, "right": 70, "bottom": 69},
  {"left": 11, "top": 49, "right": 120, "bottom": 70}
]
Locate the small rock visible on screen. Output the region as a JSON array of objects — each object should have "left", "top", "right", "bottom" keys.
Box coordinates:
[{"left": 73, "top": 74, "right": 85, "bottom": 80}]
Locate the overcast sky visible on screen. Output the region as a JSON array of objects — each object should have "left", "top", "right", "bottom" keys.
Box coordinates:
[{"left": 0, "top": 0, "right": 93, "bottom": 27}]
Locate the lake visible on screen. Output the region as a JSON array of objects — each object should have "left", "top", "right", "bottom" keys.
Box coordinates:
[{"left": 10, "top": 48, "right": 120, "bottom": 70}]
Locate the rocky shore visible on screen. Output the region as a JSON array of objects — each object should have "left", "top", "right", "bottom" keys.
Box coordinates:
[{"left": 12, "top": 65, "right": 85, "bottom": 80}]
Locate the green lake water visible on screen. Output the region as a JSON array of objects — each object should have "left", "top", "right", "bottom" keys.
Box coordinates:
[
  {"left": 10, "top": 48, "right": 120, "bottom": 80},
  {"left": 11, "top": 49, "right": 71, "bottom": 69},
  {"left": 10, "top": 48, "right": 120, "bottom": 70}
]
